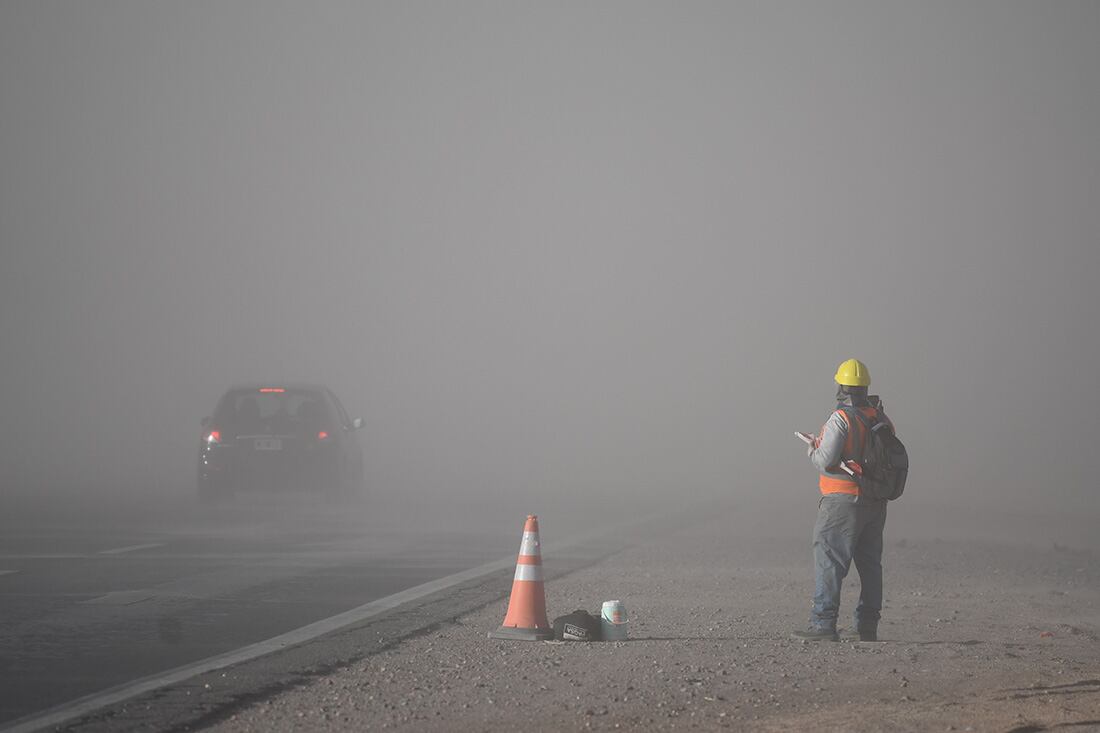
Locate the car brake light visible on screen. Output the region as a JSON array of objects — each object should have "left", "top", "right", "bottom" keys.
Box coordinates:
[
  {"left": 317, "top": 430, "right": 329, "bottom": 440},
  {"left": 259, "top": 387, "right": 285, "bottom": 393},
  {"left": 206, "top": 430, "right": 221, "bottom": 444}
]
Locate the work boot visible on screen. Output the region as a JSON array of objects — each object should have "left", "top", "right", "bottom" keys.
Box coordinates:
[
  {"left": 791, "top": 627, "right": 838, "bottom": 642},
  {"left": 841, "top": 625, "right": 878, "bottom": 642}
]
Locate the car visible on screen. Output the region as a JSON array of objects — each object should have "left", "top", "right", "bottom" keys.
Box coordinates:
[{"left": 197, "top": 384, "right": 364, "bottom": 500}]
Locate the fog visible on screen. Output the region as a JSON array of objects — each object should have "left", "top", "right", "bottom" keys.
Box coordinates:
[{"left": 2, "top": 2, "right": 1098, "bottom": 534}]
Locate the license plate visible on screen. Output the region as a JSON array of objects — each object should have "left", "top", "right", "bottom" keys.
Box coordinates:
[{"left": 254, "top": 438, "right": 282, "bottom": 451}]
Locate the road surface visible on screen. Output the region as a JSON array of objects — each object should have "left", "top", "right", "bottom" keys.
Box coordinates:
[{"left": 0, "top": 493, "right": 525, "bottom": 727}]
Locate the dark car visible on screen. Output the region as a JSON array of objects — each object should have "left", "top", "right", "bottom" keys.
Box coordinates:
[{"left": 198, "top": 384, "right": 364, "bottom": 500}]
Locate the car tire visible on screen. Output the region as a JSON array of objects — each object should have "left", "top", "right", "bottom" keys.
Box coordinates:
[
  {"left": 328, "top": 457, "right": 363, "bottom": 503},
  {"left": 197, "top": 474, "right": 231, "bottom": 503}
]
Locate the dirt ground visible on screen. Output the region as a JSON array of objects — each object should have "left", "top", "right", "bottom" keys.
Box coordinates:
[{"left": 203, "top": 501, "right": 1100, "bottom": 732}]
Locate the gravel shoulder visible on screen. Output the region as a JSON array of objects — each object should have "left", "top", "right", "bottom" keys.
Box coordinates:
[{"left": 196, "top": 502, "right": 1100, "bottom": 733}]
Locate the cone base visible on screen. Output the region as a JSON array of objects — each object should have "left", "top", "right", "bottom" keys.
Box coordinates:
[{"left": 488, "top": 625, "right": 554, "bottom": 641}]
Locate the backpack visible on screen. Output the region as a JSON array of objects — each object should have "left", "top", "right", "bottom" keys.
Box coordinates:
[
  {"left": 552, "top": 610, "right": 603, "bottom": 641},
  {"left": 839, "top": 405, "right": 909, "bottom": 501}
]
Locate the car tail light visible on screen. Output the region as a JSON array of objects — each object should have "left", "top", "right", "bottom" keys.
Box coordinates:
[
  {"left": 317, "top": 430, "right": 330, "bottom": 441},
  {"left": 206, "top": 429, "right": 221, "bottom": 444}
]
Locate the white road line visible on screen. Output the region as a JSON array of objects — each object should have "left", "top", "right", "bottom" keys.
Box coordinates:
[
  {"left": 0, "top": 570, "right": 18, "bottom": 577},
  {"left": 97, "top": 543, "right": 165, "bottom": 556},
  {"left": 80, "top": 590, "right": 156, "bottom": 606}
]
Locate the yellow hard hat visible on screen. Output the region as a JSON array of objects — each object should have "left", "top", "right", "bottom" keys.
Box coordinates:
[{"left": 834, "top": 358, "right": 871, "bottom": 387}]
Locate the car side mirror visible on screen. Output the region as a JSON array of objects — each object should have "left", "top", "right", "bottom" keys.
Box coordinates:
[
  {"left": 201, "top": 416, "right": 210, "bottom": 427},
  {"left": 351, "top": 417, "right": 363, "bottom": 430}
]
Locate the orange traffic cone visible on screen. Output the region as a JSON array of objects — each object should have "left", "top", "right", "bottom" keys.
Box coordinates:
[{"left": 488, "top": 515, "right": 553, "bottom": 641}]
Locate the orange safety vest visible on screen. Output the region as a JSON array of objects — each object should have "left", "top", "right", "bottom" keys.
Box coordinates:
[{"left": 818, "top": 406, "right": 880, "bottom": 496}]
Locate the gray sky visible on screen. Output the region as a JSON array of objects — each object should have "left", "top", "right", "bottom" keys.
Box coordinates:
[{"left": 2, "top": 1, "right": 1098, "bottom": 512}]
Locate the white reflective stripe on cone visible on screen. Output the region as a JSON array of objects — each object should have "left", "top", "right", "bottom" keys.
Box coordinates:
[
  {"left": 519, "top": 532, "right": 541, "bottom": 556},
  {"left": 514, "top": 564, "right": 544, "bottom": 581}
]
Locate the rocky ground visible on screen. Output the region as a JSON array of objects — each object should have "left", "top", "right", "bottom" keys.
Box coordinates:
[{"left": 203, "top": 504, "right": 1100, "bottom": 732}]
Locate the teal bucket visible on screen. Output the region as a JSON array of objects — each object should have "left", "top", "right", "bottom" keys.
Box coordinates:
[{"left": 600, "top": 600, "right": 628, "bottom": 641}]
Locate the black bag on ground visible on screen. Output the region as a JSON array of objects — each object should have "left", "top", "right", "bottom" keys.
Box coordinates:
[
  {"left": 841, "top": 405, "right": 909, "bottom": 501},
  {"left": 552, "top": 610, "right": 603, "bottom": 641}
]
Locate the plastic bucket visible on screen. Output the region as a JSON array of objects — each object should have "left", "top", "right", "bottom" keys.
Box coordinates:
[{"left": 601, "top": 600, "right": 629, "bottom": 641}]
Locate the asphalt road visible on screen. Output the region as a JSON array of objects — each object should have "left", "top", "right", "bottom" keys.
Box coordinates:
[{"left": 0, "top": 493, "right": 526, "bottom": 727}]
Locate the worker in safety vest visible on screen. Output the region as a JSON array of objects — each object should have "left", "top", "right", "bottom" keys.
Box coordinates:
[{"left": 793, "top": 358, "right": 893, "bottom": 642}]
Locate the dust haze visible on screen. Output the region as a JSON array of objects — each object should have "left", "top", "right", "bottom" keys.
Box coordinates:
[{"left": 2, "top": 2, "right": 1098, "bottom": 543}]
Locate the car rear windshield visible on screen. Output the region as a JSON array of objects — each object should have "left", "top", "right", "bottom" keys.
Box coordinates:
[{"left": 213, "top": 389, "right": 334, "bottom": 435}]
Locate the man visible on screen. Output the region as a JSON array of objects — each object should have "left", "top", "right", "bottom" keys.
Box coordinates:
[{"left": 793, "top": 358, "right": 893, "bottom": 642}]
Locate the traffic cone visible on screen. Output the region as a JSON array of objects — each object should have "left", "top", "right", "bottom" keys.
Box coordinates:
[{"left": 488, "top": 515, "right": 553, "bottom": 641}]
